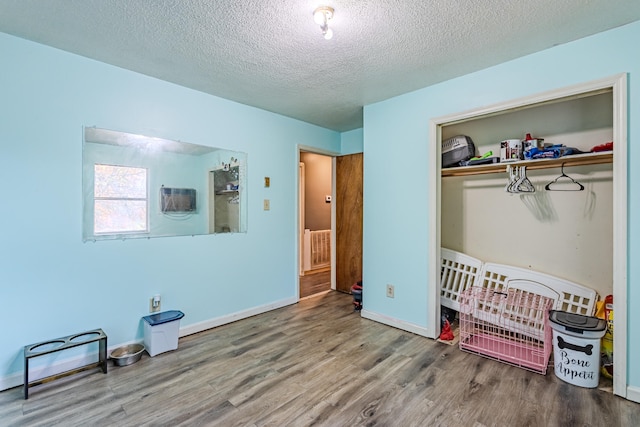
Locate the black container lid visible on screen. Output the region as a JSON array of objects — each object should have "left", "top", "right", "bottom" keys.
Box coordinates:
[
  {"left": 549, "top": 310, "right": 606, "bottom": 332},
  {"left": 143, "top": 310, "right": 184, "bottom": 326}
]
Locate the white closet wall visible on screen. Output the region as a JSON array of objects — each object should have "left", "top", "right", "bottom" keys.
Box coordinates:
[{"left": 441, "top": 165, "right": 612, "bottom": 299}]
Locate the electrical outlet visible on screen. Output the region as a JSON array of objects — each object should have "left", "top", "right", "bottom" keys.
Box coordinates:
[
  {"left": 149, "top": 297, "right": 161, "bottom": 313},
  {"left": 386, "top": 284, "right": 395, "bottom": 298}
]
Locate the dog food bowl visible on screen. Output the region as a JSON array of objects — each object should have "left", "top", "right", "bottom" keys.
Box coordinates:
[{"left": 110, "top": 344, "right": 145, "bottom": 366}]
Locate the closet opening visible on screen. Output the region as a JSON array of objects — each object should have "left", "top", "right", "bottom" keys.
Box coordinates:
[{"left": 428, "top": 74, "right": 628, "bottom": 398}]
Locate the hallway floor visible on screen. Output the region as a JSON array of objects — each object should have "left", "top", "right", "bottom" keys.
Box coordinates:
[{"left": 299, "top": 267, "right": 331, "bottom": 298}]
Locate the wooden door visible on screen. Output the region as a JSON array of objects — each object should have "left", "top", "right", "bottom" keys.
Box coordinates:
[{"left": 336, "top": 153, "right": 363, "bottom": 293}]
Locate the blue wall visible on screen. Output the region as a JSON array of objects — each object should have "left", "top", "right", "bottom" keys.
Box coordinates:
[
  {"left": 340, "top": 128, "right": 364, "bottom": 155},
  {"left": 0, "top": 33, "right": 340, "bottom": 386},
  {"left": 363, "top": 21, "right": 640, "bottom": 391}
]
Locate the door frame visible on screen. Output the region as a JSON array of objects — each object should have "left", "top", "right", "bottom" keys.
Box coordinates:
[
  {"left": 208, "top": 169, "right": 216, "bottom": 233},
  {"left": 296, "top": 145, "right": 339, "bottom": 300},
  {"left": 427, "top": 73, "right": 628, "bottom": 398}
]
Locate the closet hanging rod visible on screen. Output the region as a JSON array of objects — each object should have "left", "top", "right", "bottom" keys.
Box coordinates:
[{"left": 441, "top": 151, "right": 612, "bottom": 177}]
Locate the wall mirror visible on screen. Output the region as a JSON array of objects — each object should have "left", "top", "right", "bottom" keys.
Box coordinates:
[{"left": 82, "top": 127, "right": 247, "bottom": 241}]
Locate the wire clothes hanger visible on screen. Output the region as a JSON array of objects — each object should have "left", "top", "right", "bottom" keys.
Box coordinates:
[
  {"left": 545, "top": 163, "right": 584, "bottom": 191},
  {"left": 514, "top": 166, "right": 535, "bottom": 193},
  {"left": 505, "top": 165, "right": 535, "bottom": 193}
]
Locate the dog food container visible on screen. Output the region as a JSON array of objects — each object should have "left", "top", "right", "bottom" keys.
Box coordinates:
[
  {"left": 142, "top": 310, "right": 185, "bottom": 357},
  {"left": 549, "top": 310, "right": 607, "bottom": 388}
]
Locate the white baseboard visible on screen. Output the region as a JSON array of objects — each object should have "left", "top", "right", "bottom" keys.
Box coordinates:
[
  {"left": 1, "top": 371, "right": 24, "bottom": 392},
  {"left": 626, "top": 385, "right": 640, "bottom": 403},
  {"left": 1, "top": 297, "right": 298, "bottom": 392},
  {"left": 179, "top": 296, "right": 297, "bottom": 337},
  {"left": 361, "top": 309, "right": 435, "bottom": 339},
  {"left": 1, "top": 370, "right": 25, "bottom": 392}
]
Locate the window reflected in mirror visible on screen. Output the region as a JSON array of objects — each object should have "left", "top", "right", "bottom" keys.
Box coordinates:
[{"left": 94, "top": 164, "right": 148, "bottom": 235}]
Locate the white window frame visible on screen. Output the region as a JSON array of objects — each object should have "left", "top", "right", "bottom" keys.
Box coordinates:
[{"left": 93, "top": 164, "right": 149, "bottom": 236}]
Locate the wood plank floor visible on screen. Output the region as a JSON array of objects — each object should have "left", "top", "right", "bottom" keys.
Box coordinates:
[
  {"left": 299, "top": 268, "right": 331, "bottom": 299},
  {"left": 2, "top": 291, "right": 639, "bottom": 426}
]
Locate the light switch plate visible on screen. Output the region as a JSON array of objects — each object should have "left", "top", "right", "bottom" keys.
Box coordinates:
[{"left": 263, "top": 199, "right": 270, "bottom": 210}]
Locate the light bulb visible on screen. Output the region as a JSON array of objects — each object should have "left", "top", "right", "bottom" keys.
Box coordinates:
[
  {"left": 314, "top": 10, "right": 326, "bottom": 25},
  {"left": 324, "top": 28, "right": 333, "bottom": 40}
]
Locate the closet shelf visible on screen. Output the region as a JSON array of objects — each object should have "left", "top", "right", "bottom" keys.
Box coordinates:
[{"left": 441, "top": 151, "right": 612, "bottom": 177}]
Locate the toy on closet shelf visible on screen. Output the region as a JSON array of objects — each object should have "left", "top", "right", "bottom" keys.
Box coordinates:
[{"left": 590, "top": 141, "right": 613, "bottom": 152}]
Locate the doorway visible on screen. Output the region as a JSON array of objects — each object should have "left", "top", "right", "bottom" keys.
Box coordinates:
[
  {"left": 299, "top": 151, "right": 334, "bottom": 298},
  {"left": 208, "top": 167, "right": 240, "bottom": 233}
]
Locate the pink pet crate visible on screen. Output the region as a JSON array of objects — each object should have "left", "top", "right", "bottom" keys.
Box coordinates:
[{"left": 458, "top": 286, "right": 553, "bottom": 374}]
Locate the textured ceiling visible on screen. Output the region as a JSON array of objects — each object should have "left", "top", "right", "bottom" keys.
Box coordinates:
[{"left": 1, "top": 1, "right": 640, "bottom": 131}]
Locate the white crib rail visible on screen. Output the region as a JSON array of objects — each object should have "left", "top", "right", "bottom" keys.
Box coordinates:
[
  {"left": 440, "top": 248, "right": 482, "bottom": 311},
  {"left": 440, "top": 248, "right": 598, "bottom": 317}
]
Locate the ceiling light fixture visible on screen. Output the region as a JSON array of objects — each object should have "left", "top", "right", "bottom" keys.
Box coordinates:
[{"left": 313, "top": 6, "right": 334, "bottom": 40}]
